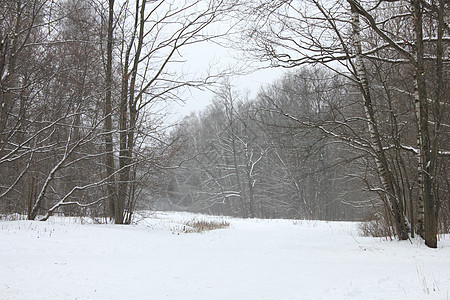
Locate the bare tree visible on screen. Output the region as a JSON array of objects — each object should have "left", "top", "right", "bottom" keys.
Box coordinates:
[
  {"left": 107, "top": 0, "right": 240, "bottom": 223},
  {"left": 103, "top": 0, "right": 117, "bottom": 221},
  {"left": 0, "top": 0, "right": 119, "bottom": 220},
  {"left": 166, "top": 71, "right": 365, "bottom": 220},
  {"left": 239, "top": 0, "right": 448, "bottom": 246}
]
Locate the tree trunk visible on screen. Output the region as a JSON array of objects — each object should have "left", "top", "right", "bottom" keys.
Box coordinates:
[
  {"left": 0, "top": 2, "right": 22, "bottom": 148},
  {"left": 116, "top": 0, "right": 147, "bottom": 224},
  {"left": 350, "top": 3, "right": 409, "bottom": 240},
  {"left": 412, "top": 0, "right": 437, "bottom": 248},
  {"left": 104, "top": 0, "right": 117, "bottom": 221},
  {"left": 246, "top": 159, "right": 255, "bottom": 218}
]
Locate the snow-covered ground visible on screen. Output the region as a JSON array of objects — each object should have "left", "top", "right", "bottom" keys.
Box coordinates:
[{"left": 0, "top": 211, "right": 449, "bottom": 299}]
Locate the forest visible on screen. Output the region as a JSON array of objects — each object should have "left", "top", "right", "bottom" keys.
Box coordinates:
[{"left": 0, "top": 0, "right": 448, "bottom": 248}]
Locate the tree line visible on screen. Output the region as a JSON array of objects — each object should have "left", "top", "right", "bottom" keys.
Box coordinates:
[
  {"left": 167, "top": 72, "right": 365, "bottom": 221},
  {"left": 242, "top": 0, "right": 449, "bottom": 248},
  {"left": 0, "top": 0, "right": 448, "bottom": 248},
  {"left": 0, "top": 0, "right": 235, "bottom": 223},
  {"left": 166, "top": 0, "right": 449, "bottom": 248}
]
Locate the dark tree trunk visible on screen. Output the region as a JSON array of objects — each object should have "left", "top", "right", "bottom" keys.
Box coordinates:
[{"left": 105, "top": 0, "right": 117, "bottom": 221}]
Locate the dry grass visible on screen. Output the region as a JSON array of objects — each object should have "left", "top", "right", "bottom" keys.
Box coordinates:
[
  {"left": 182, "top": 219, "right": 230, "bottom": 233},
  {"left": 0, "top": 213, "right": 26, "bottom": 221},
  {"left": 358, "top": 212, "right": 393, "bottom": 239}
]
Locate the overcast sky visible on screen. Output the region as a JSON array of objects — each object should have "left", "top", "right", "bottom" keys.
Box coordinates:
[
  {"left": 168, "top": 37, "right": 285, "bottom": 119},
  {"left": 175, "top": 67, "right": 284, "bottom": 116}
]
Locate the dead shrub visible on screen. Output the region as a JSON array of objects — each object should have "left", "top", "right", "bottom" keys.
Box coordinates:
[
  {"left": 358, "top": 211, "right": 393, "bottom": 239},
  {"left": 182, "top": 219, "right": 230, "bottom": 233},
  {"left": 0, "top": 213, "right": 25, "bottom": 221}
]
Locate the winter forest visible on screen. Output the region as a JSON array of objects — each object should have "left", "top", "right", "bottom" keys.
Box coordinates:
[{"left": 1, "top": 0, "right": 449, "bottom": 251}]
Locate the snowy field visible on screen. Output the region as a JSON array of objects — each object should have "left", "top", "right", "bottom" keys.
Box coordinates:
[{"left": 1, "top": 211, "right": 449, "bottom": 300}]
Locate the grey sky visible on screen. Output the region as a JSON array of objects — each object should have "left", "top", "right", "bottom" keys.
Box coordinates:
[{"left": 170, "top": 40, "right": 284, "bottom": 118}]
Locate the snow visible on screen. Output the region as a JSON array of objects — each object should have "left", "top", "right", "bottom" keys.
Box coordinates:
[{"left": 1, "top": 211, "right": 449, "bottom": 299}]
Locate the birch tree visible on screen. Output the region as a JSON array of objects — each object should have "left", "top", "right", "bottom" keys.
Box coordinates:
[
  {"left": 346, "top": 0, "right": 448, "bottom": 249},
  {"left": 241, "top": 0, "right": 448, "bottom": 246}
]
